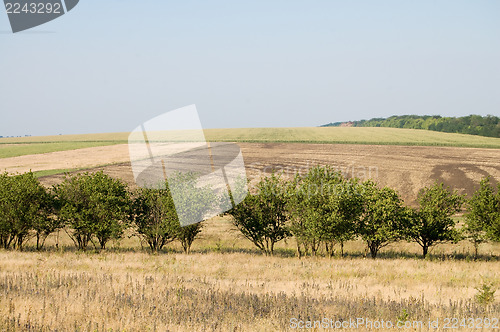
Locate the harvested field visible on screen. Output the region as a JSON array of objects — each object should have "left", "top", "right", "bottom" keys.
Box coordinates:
[
  {"left": 0, "top": 144, "right": 130, "bottom": 175},
  {"left": 27, "top": 142, "right": 500, "bottom": 205}
]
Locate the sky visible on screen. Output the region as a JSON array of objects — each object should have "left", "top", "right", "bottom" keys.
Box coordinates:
[{"left": 1, "top": 0, "right": 499, "bottom": 136}]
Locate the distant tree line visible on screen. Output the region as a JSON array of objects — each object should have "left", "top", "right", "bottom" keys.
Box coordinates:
[
  {"left": 322, "top": 115, "right": 500, "bottom": 138},
  {"left": 0, "top": 169, "right": 499, "bottom": 259}
]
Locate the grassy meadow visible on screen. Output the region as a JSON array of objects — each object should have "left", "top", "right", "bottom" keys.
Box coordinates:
[{"left": 2, "top": 127, "right": 500, "bottom": 159}]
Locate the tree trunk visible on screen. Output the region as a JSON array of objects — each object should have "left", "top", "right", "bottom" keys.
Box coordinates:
[
  {"left": 36, "top": 233, "right": 41, "bottom": 251},
  {"left": 296, "top": 240, "right": 303, "bottom": 258},
  {"left": 422, "top": 245, "right": 429, "bottom": 258}
]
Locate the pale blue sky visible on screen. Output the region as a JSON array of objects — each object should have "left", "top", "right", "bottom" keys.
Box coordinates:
[{"left": 1, "top": 0, "right": 499, "bottom": 136}]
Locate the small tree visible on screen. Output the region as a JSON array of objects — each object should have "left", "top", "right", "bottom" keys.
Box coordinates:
[
  {"left": 287, "top": 166, "right": 364, "bottom": 258},
  {"left": 132, "top": 187, "right": 178, "bottom": 253},
  {"left": 324, "top": 177, "right": 364, "bottom": 257},
  {"left": 0, "top": 172, "right": 16, "bottom": 249},
  {"left": 55, "top": 172, "right": 130, "bottom": 250},
  {"left": 288, "top": 166, "right": 363, "bottom": 258},
  {"left": 32, "top": 192, "right": 63, "bottom": 250},
  {"left": 167, "top": 172, "right": 215, "bottom": 254},
  {"left": 132, "top": 173, "right": 214, "bottom": 254},
  {"left": 0, "top": 172, "right": 52, "bottom": 250},
  {"left": 176, "top": 224, "right": 203, "bottom": 254},
  {"left": 287, "top": 167, "right": 341, "bottom": 257},
  {"left": 358, "top": 181, "right": 405, "bottom": 258},
  {"left": 465, "top": 177, "right": 500, "bottom": 257},
  {"left": 229, "top": 173, "right": 290, "bottom": 256},
  {"left": 402, "top": 182, "right": 463, "bottom": 258}
]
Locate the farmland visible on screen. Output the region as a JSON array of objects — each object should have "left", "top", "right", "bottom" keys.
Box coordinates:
[
  {"left": 2, "top": 126, "right": 500, "bottom": 160},
  {"left": 0, "top": 127, "right": 499, "bottom": 331}
]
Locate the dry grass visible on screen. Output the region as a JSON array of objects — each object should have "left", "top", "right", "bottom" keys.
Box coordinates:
[{"left": 1, "top": 218, "right": 499, "bottom": 332}]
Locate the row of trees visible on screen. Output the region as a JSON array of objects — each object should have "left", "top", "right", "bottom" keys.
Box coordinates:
[
  {"left": 228, "top": 166, "right": 500, "bottom": 258},
  {"left": 0, "top": 168, "right": 499, "bottom": 258},
  {"left": 323, "top": 115, "right": 500, "bottom": 138},
  {"left": 0, "top": 171, "right": 207, "bottom": 253}
]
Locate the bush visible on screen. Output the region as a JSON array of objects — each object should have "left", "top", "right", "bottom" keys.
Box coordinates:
[
  {"left": 132, "top": 173, "right": 215, "bottom": 254},
  {"left": 401, "top": 182, "right": 463, "bottom": 258},
  {"left": 228, "top": 173, "right": 290, "bottom": 256},
  {"left": 54, "top": 171, "right": 130, "bottom": 250},
  {"left": 358, "top": 181, "right": 405, "bottom": 258},
  {"left": 287, "top": 166, "right": 363, "bottom": 257},
  {"left": 132, "top": 186, "right": 178, "bottom": 253},
  {"left": 0, "top": 171, "right": 53, "bottom": 250}
]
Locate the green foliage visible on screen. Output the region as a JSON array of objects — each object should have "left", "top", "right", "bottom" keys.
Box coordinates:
[
  {"left": 132, "top": 173, "right": 215, "bottom": 254},
  {"left": 0, "top": 141, "right": 124, "bottom": 159},
  {"left": 401, "top": 183, "right": 464, "bottom": 258},
  {"left": 228, "top": 173, "right": 290, "bottom": 256},
  {"left": 32, "top": 193, "right": 62, "bottom": 250},
  {"left": 54, "top": 171, "right": 130, "bottom": 250},
  {"left": 0, "top": 171, "right": 53, "bottom": 250},
  {"left": 287, "top": 166, "right": 364, "bottom": 257},
  {"left": 475, "top": 280, "right": 496, "bottom": 307},
  {"left": 168, "top": 172, "right": 216, "bottom": 254},
  {"left": 358, "top": 181, "right": 405, "bottom": 258},
  {"left": 132, "top": 186, "right": 178, "bottom": 253},
  {"left": 465, "top": 178, "right": 496, "bottom": 257},
  {"left": 397, "top": 309, "right": 410, "bottom": 324},
  {"left": 465, "top": 177, "right": 500, "bottom": 257},
  {"left": 323, "top": 114, "right": 500, "bottom": 138}
]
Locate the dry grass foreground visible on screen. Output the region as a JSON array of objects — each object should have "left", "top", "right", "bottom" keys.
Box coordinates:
[
  {"left": 0, "top": 251, "right": 498, "bottom": 331},
  {"left": 23, "top": 142, "right": 500, "bottom": 205}
]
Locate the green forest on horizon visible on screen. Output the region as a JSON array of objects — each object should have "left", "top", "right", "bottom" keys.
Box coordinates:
[{"left": 322, "top": 114, "right": 500, "bottom": 138}]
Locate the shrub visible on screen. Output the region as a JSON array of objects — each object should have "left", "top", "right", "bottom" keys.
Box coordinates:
[
  {"left": 228, "top": 173, "right": 290, "bottom": 256},
  {"left": 54, "top": 171, "right": 130, "bottom": 250},
  {"left": 358, "top": 181, "right": 405, "bottom": 258},
  {"left": 0, "top": 171, "right": 53, "bottom": 250},
  {"left": 288, "top": 166, "right": 363, "bottom": 257},
  {"left": 401, "top": 182, "right": 463, "bottom": 258}
]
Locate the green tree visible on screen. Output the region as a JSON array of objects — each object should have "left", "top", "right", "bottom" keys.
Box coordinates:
[
  {"left": 168, "top": 173, "right": 216, "bottom": 254},
  {"left": 465, "top": 177, "right": 500, "bottom": 257},
  {"left": 228, "top": 173, "right": 290, "bottom": 256},
  {"left": 402, "top": 182, "right": 463, "bottom": 258},
  {"left": 0, "top": 172, "right": 17, "bottom": 249},
  {"left": 287, "top": 167, "right": 344, "bottom": 257},
  {"left": 358, "top": 181, "right": 405, "bottom": 258},
  {"left": 132, "top": 186, "right": 178, "bottom": 253},
  {"left": 465, "top": 178, "right": 495, "bottom": 257},
  {"left": 287, "top": 166, "right": 363, "bottom": 258},
  {"left": 0, "top": 172, "right": 53, "bottom": 250},
  {"left": 132, "top": 173, "right": 215, "bottom": 254},
  {"left": 32, "top": 192, "right": 62, "bottom": 250},
  {"left": 55, "top": 172, "right": 130, "bottom": 250}
]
